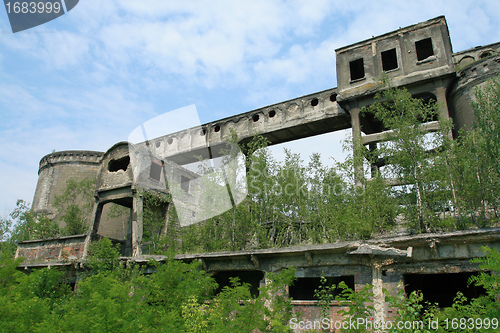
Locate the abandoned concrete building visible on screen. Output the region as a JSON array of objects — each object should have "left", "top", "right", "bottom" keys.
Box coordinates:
[{"left": 16, "top": 16, "right": 500, "bottom": 327}]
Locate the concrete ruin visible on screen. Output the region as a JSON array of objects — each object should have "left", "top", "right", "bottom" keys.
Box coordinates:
[{"left": 18, "top": 16, "right": 500, "bottom": 328}]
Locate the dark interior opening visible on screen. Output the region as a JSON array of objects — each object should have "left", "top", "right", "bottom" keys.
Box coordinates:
[
  {"left": 360, "top": 93, "right": 437, "bottom": 134},
  {"left": 349, "top": 58, "right": 365, "bottom": 81},
  {"left": 382, "top": 48, "right": 398, "bottom": 71},
  {"left": 289, "top": 276, "right": 355, "bottom": 301},
  {"left": 403, "top": 272, "right": 487, "bottom": 308},
  {"left": 213, "top": 270, "right": 264, "bottom": 298},
  {"left": 480, "top": 52, "right": 492, "bottom": 59},
  {"left": 311, "top": 98, "right": 319, "bottom": 107},
  {"left": 413, "top": 93, "right": 439, "bottom": 123},
  {"left": 415, "top": 38, "right": 434, "bottom": 61},
  {"left": 108, "top": 156, "right": 130, "bottom": 172},
  {"left": 268, "top": 110, "right": 276, "bottom": 118},
  {"left": 360, "top": 108, "right": 387, "bottom": 134},
  {"left": 149, "top": 160, "right": 162, "bottom": 182}
]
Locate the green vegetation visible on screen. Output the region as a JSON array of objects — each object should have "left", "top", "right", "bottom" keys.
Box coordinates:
[
  {"left": 5, "top": 241, "right": 496, "bottom": 332},
  {"left": 53, "top": 178, "right": 96, "bottom": 236},
  {"left": 2, "top": 76, "right": 500, "bottom": 255},
  {"left": 171, "top": 75, "right": 500, "bottom": 253},
  {"left": 0, "top": 75, "right": 500, "bottom": 332},
  {"left": 0, "top": 237, "right": 297, "bottom": 333},
  {"left": 306, "top": 247, "right": 500, "bottom": 333}
]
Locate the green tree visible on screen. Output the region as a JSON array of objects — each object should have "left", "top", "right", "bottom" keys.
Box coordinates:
[
  {"left": 54, "top": 178, "right": 95, "bottom": 236},
  {"left": 10, "top": 200, "right": 59, "bottom": 241},
  {"left": 84, "top": 237, "right": 121, "bottom": 273},
  {"left": 359, "top": 78, "right": 452, "bottom": 232}
]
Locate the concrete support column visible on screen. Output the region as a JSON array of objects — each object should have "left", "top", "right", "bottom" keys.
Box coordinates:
[
  {"left": 371, "top": 260, "right": 385, "bottom": 324},
  {"left": 132, "top": 194, "right": 144, "bottom": 256},
  {"left": 350, "top": 104, "right": 364, "bottom": 186},
  {"left": 435, "top": 83, "right": 454, "bottom": 140},
  {"left": 82, "top": 200, "right": 103, "bottom": 258}
]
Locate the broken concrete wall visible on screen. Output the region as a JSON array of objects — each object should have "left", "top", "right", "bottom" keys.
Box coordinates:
[{"left": 15, "top": 234, "right": 87, "bottom": 264}]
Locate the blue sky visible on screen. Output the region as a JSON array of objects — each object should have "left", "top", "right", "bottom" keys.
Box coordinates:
[{"left": 1, "top": 0, "right": 500, "bottom": 216}]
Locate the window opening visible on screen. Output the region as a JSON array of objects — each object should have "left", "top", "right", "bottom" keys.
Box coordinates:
[
  {"left": 403, "top": 272, "right": 486, "bottom": 308},
  {"left": 213, "top": 270, "right": 264, "bottom": 298},
  {"left": 415, "top": 38, "right": 434, "bottom": 61},
  {"left": 382, "top": 48, "right": 398, "bottom": 71},
  {"left": 480, "top": 52, "right": 492, "bottom": 59},
  {"left": 149, "top": 159, "right": 162, "bottom": 182},
  {"left": 349, "top": 58, "right": 365, "bottom": 81},
  {"left": 108, "top": 156, "right": 130, "bottom": 172},
  {"left": 289, "top": 276, "right": 355, "bottom": 301}
]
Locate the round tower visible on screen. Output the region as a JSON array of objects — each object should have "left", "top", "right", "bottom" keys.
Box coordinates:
[
  {"left": 32, "top": 150, "right": 103, "bottom": 224},
  {"left": 449, "top": 50, "right": 500, "bottom": 137}
]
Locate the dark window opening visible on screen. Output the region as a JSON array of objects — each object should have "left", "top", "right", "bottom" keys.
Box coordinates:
[
  {"left": 213, "top": 270, "right": 264, "bottom": 298},
  {"left": 167, "top": 138, "right": 173, "bottom": 145},
  {"left": 360, "top": 93, "right": 437, "bottom": 134},
  {"left": 413, "top": 93, "right": 439, "bottom": 122},
  {"left": 108, "top": 156, "right": 130, "bottom": 172},
  {"left": 214, "top": 125, "right": 221, "bottom": 132},
  {"left": 149, "top": 160, "right": 162, "bottom": 182},
  {"left": 382, "top": 48, "right": 398, "bottom": 71},
  {"left": 200, "top": 128, "right": 207, "bottom": 136},
  {"left": 268, "top": 110, "right": 276, "bottom": 118},
  {"left": 415, "top": 38, "right": 434, "bottom": 61},
  {"left": 252, "top": 114, "right": 260, "bottom": 122},
  {"left": 349, "top": 58, "right": 365, "bottom": 81},
  {"left": 404, "top": 272, "right": 487, "bottom": 308},
  {"left": 480, "top": 52, "right": 492, "bottom": 59},
  {"left": 311, "top": 98, "right": 319, "bottom": 107},
  {"left": 155, "top": 141, "right": 161, "bottom": 148},
  {"left": 360, "top": 109, "right": 387, "bottom": 134},
  {"left": 181, "top": 175, "right": 190, "bottom": 193},
  {"left": 330, "top": 93, "right": 337, "bottom": 102},
  {"left": 289, "top": 276, "right": 355, "bottom": 301}
]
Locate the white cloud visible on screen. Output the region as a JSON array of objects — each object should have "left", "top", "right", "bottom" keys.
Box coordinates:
[{"left": 1, "top": 0, "right": 500, "bottom": 216}]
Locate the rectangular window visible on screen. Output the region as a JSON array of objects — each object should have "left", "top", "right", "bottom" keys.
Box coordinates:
[
  {"left": 403, "top": 272, "right": 486, "bottom": 308},
  {"left": 213, "top": 270, "right": 264, "bottom": 298},
  {"left": 149, "top": 160, "right": 162, "bottom": 182},
  {"left": 349, "top": 58, "right": 365, "bottom": 81},
  {"left": 289, "top": 276, "right": 355, "bottom": 301},
  {"left": 415, "top": 38, "right": 434, "bottom": 61},
  {"left": 381, "top": 48, "right": 398, "bottom": 71}
]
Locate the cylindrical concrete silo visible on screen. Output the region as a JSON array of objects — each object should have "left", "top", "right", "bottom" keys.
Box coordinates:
[{"left": 32, "top": 150, "right": 103, "bottom": 226}]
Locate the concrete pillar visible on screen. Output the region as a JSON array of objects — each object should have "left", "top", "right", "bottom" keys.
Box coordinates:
[
  {"left": 132, "top": 194, "right": 144, "bottom": 256},
  {"left": 435, "top": 82, "right": 454, "bottom": 140},
  {"left": 350, "top": 104, "right": 364, "bottom": 186},
  {"left": 371, "top": 260, "right": 385, "bottom": 324},
  {"left": 82, "top": 200, "right": 103, "bottom": 258}
]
